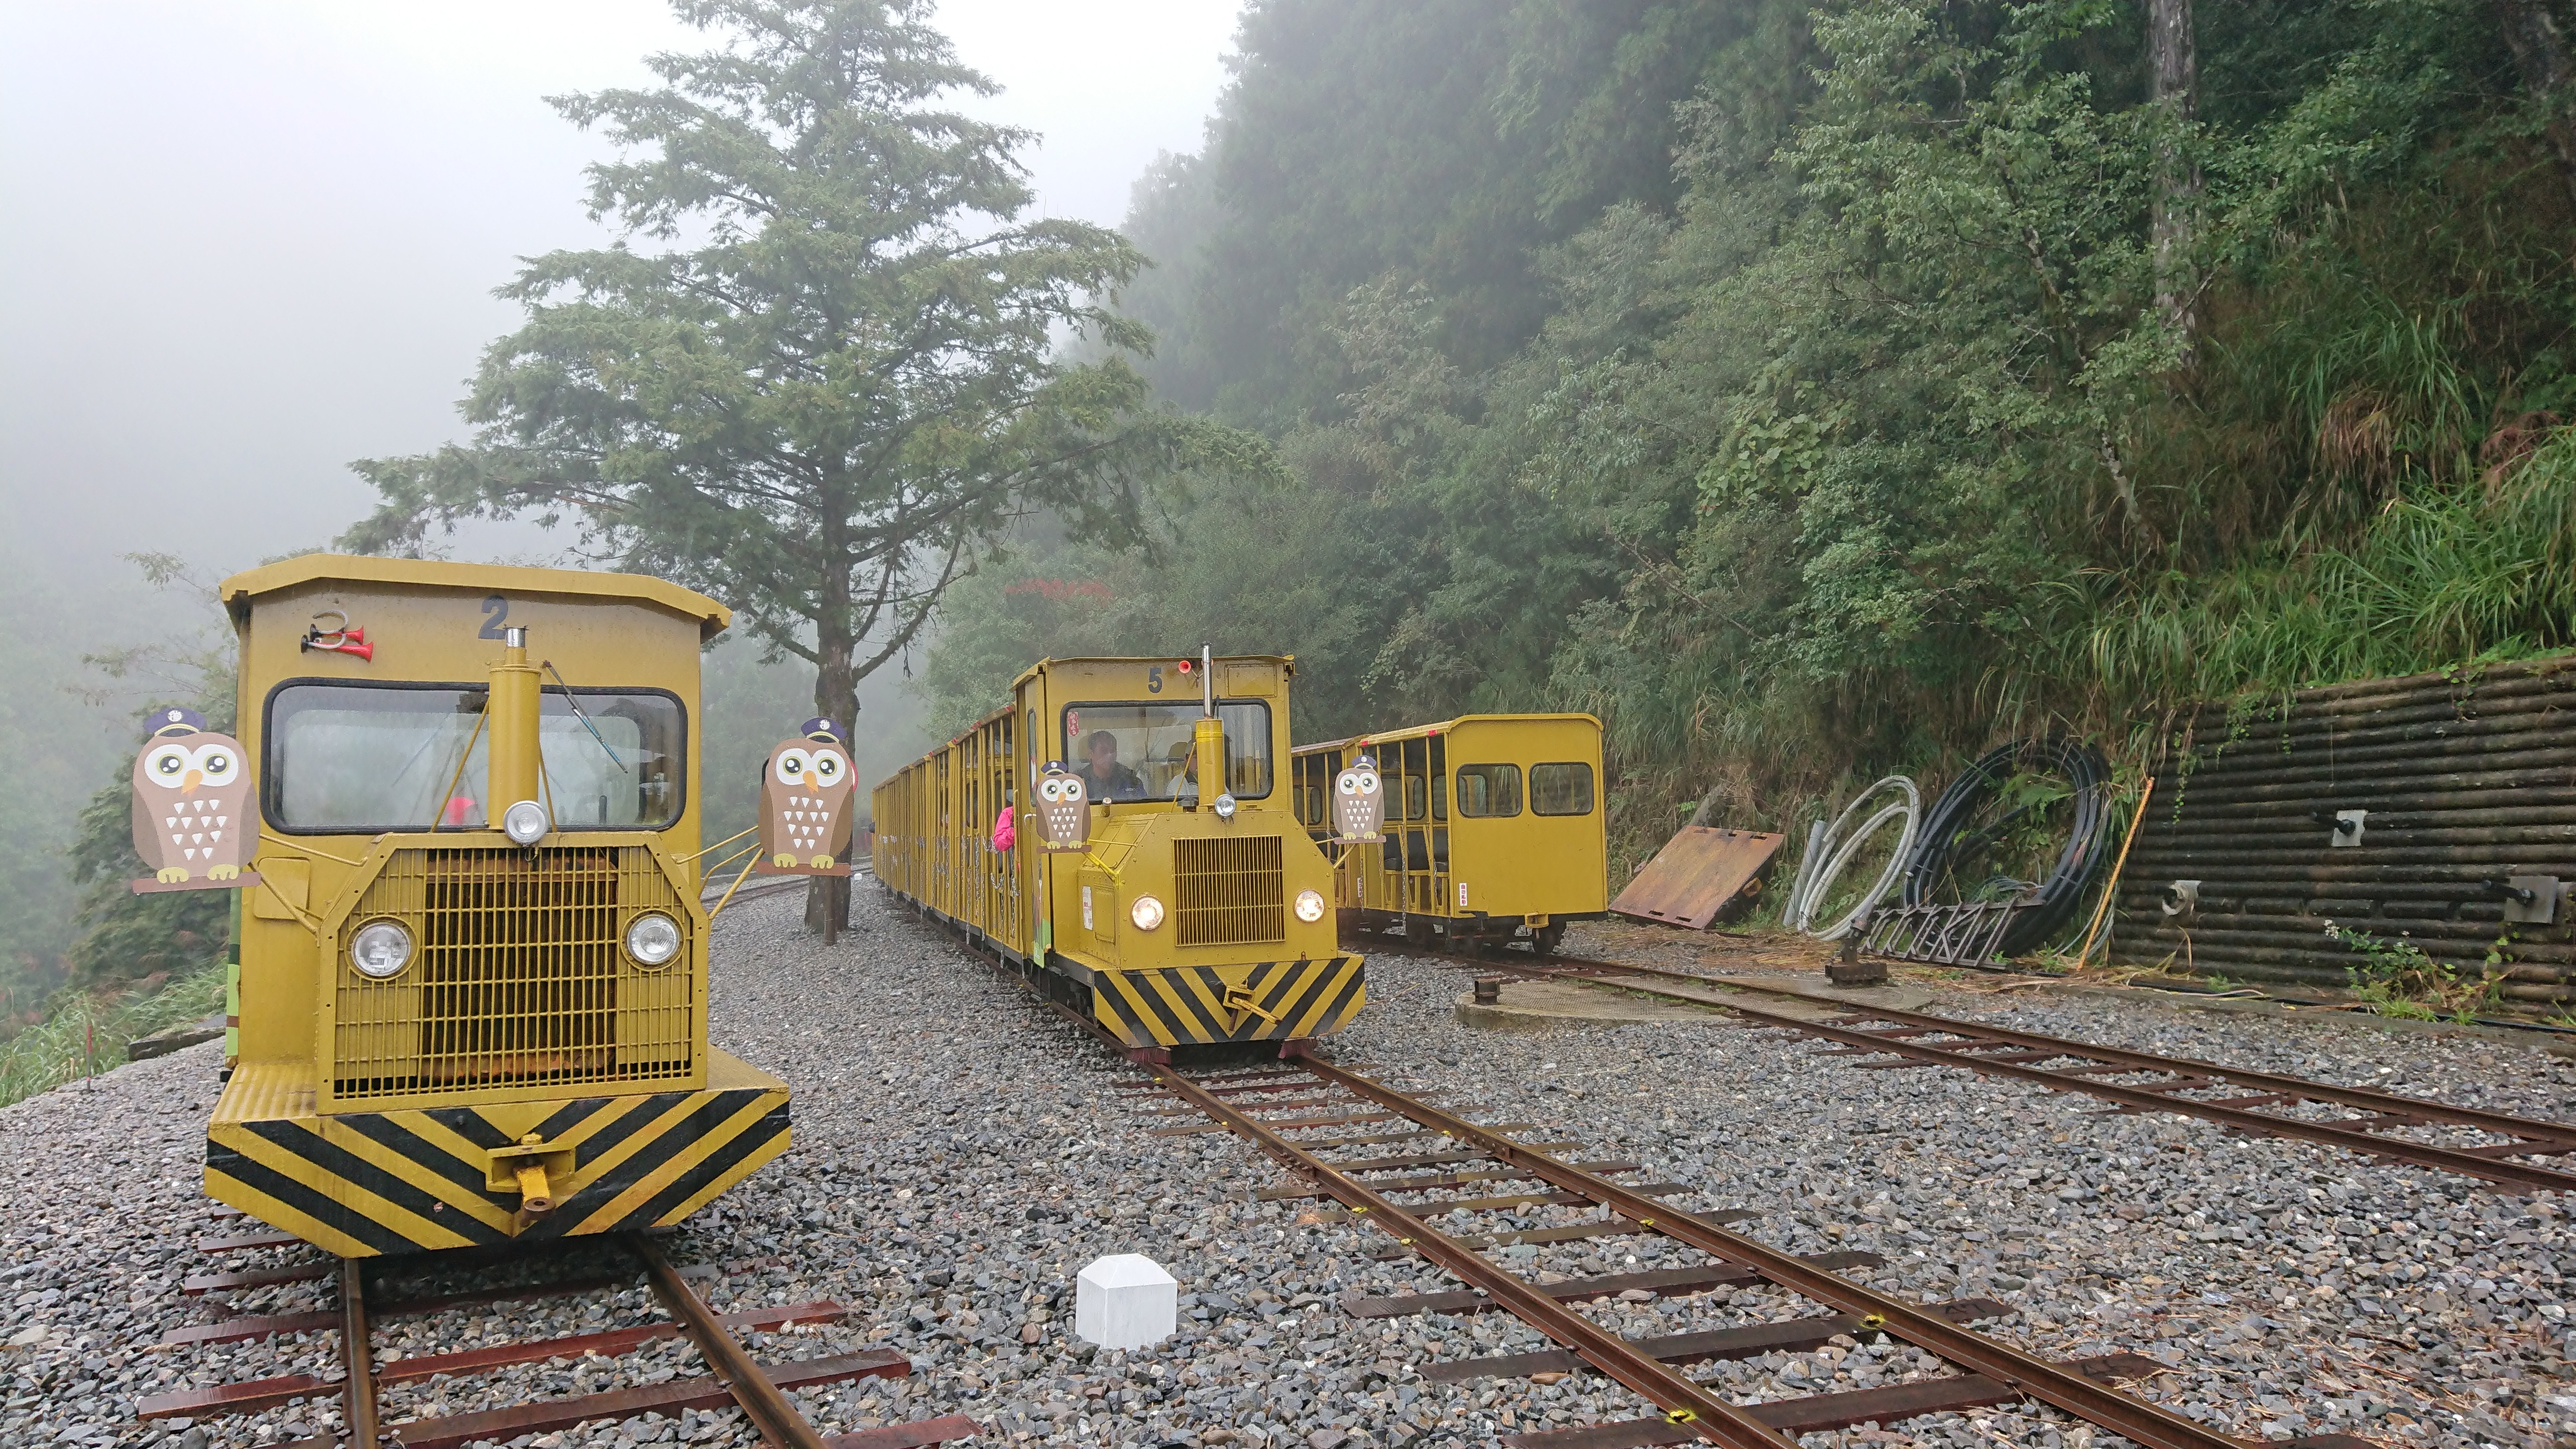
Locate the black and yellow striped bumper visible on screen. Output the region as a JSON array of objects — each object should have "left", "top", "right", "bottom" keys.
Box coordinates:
[
  {"left": 205, "top": 1049, "right": 790, "bottom": 1258},
  {"left": 1090, "top": 956, "right": 1367, "bottom": 1047}
]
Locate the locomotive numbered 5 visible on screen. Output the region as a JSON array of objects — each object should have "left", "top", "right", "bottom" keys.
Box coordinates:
[
  {"left": 872, "top": 653, "right": 1364, "bottom": 1056},
  {"left": 204, "top": 555, "right": 790, "bottom": 1257}
]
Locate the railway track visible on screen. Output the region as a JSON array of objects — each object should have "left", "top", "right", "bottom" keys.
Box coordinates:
[
  {"left": 701, "top": 871, "right": 854, "bottom": 909},
  {"left": 944, "top": 935, "right": 2364, "bottom": 1449},
  {"left": 1387, "top": 936, "right": 2576, "bottom": 1193},
  {"left": 137, "top": 1217, "right": 974, "bottom": 1448}
]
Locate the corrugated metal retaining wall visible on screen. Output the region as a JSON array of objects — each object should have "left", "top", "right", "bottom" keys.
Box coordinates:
[{"left": 2112, "top": 655, "right": 2576, "bottom": 1007}]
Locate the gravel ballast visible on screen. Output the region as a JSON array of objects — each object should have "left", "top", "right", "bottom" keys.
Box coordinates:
[{"left": 0, "top": 888, "right": 2566, "bottom": 1449}]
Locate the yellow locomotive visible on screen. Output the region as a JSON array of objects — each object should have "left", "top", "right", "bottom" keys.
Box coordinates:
[
  {"left": 203, "top": 555, "right": 790, "bottom": 1257},
  {"left": 872, "top": 654, "right": 1364, "bottom": 1059},
  {"left": 1292, "top": 713, "right": 1606, "bottom": 954}
]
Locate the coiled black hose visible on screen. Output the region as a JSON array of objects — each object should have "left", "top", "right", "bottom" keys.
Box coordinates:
[{"left": 1900, "top": 737, "right": 2111, "bottom": 956}]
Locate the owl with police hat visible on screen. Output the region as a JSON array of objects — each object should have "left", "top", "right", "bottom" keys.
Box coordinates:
[
  {"left": 131, "top": 707, "right": 256, "bottom": 888},
  {"left": 757, "top": 717, "right": 855, "bottom": 874},
  {"left": 1032, "top": 761, "right": 1090, "bottom": 850},
  {"left": 1332, "top": 753, "right": 1386, "bottom": 843}
]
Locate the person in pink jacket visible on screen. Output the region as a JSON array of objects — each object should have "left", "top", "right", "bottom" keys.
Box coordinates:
[{"left": 991, "top": 800, "right": 1016, "bottom": 853}]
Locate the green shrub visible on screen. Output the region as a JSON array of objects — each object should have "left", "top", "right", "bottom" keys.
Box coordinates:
[{"left": 0, "top": 963, "right": 227, "bottom": 1110}]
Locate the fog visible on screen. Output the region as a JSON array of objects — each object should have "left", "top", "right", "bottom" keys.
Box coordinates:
[
  {"left": 0, "top": 0, "right": 1243, "bottom": 977},
  {"left": 2, "top": 0, "right": 1240, "bottom": 587}
]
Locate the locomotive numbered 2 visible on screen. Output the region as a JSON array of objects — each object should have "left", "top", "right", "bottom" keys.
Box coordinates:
[
  {"left": 873, "top": 652, "right": 1365, "bottom": 1057},
  {"left": 203, "top": 555, "right": 791, "bottom": 1257}
]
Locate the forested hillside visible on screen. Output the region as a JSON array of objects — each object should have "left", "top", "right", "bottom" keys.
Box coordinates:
[{"left": 925, "top": 0, "right": 2576, "bottom": 866}]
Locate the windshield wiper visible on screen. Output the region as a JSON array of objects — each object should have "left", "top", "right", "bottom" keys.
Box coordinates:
[{"left": 543, "top": 661, "right": 629, "bottom": 773}]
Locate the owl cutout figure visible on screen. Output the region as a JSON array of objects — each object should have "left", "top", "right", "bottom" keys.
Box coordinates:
[
  {"left": 129, "top": 707, "right": 261, "bottom": 894},
  {"left": 754, "top": 717, "right": 855, "bottom": 876},
  {"left": 1032, "top": 762, "right": 1090, "bottom": 851},
  {"left": 1332, "top": 754, "right": 1386, "bottom": 843}
]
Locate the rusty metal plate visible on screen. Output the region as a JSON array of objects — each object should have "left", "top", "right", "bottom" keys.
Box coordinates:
[{"left": 1610, "top": 827, "right": 1784, "bottom": 929}]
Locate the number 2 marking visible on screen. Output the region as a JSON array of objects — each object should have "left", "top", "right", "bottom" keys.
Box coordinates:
[{"left": 479, "top": 595, "right": 510, "bottom": 639}]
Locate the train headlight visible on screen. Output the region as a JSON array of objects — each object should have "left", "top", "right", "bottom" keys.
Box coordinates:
[
  {"left": 1130, "top": 894, "right": 1166, "bottom": 931},
  {"left": 350, "top": 920, "right": 414, "bottom": 980},
  {"left": 502, "top": 799, "right": 549, "bottom": 845},
  {"left": 625, "top": 912, "right": 683, "bottom": 967},
  {"left": 1213, "top": 792, "right": 1237, "bottom": 820},
  {"left": 1294, "top": 889, "right": 1326, "bottom": 923}
]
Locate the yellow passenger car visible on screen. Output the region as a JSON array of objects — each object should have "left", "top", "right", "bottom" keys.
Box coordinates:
[
  {"left": 1291, "top": 714, "right": 1606, "bottom": 954},
  {"left": 207, "top": 555, "right": 790, "bottom": 1257},
  {"left": 872, "top": 655, "right": 1364, "bottom": 1060}
]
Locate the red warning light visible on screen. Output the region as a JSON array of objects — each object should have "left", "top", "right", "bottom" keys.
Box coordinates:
[{"left": 1176, "top": 659, "right": 1193, "bottom": 675}]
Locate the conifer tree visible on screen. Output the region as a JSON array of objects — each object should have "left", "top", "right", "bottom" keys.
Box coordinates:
[{"left": 346, "top": 0, "right": 1259, "bottom": 729}]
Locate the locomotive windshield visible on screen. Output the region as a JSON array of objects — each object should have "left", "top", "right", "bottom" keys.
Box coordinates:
[
  {"left": 263, "top": 681, "right": 685, "bottom": 833},
  {"left": 1058, "top": 701, "right": 1272, "bottom": 801}
]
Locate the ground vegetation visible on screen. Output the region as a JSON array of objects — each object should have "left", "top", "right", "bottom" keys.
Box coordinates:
[{"left": 926, "top": 0, "right": 2576, "bottom": 882}]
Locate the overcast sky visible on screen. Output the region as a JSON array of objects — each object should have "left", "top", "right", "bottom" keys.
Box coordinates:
[{"left": 0, "top": 0, "right": 1243, "bottom": 592}]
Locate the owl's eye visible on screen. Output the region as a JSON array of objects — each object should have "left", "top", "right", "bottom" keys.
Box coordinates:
[
  {"left": 1356, "top": 771, "right": 1379, "bottom": 793},
  {"left": 145, "top": 744, "right": 190, "bottom": 781},
  {"left": 1039, "top": 778, "right": 1062, "bottom": 802},
  {"left": 191, "top": 744, "right": 239, "bottom": 786},
  {"left": 1337, "top": 773, "right": 1358, "bottom": 795},
  {"left": 774, "top": 747, "right": 813, "bottom": 784},
  {"left": 813, "top": 750, "right": 848, "bottom": 782}
]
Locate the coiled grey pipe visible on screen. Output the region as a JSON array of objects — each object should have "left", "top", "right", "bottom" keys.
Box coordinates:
[
  {"left": 1780, "top": 819, "right": 1828, "bottom": 930},
  {"left": 1785, "top": 775, "right": 1921, "bottom": 939}
]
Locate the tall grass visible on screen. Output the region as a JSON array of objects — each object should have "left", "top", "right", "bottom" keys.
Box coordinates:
[
  {"left": 0, "top": 963, "right": 226, "bottom": 1109},
  {"left": 2081, "top": 432, "right": 2576, "bottom": 710}
]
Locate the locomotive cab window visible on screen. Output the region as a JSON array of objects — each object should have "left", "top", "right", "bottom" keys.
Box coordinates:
[
  {"left": 265, "top": 681, "right": 684, "bottom": 833},
  {"left": 1456, "top": 763, "right": 1523, "bottom": 817},
  {"left": 1531, "top": 761, "right": 1595, "bottom": 816},
  {"left": 1059, "top": 701, "right": 1272, "bottom": 801}
]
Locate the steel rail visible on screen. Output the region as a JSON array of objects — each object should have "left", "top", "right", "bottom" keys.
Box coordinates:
[
  {"left": 958, "top": 938, "right": 1779, "bottom": 1447},
  {"left": 1147, "top": 1068, "right": 1794, "bottom": 1449},
  {"left": 338, "top": 1259, "right": 381, "bottom": 1449},
  {"left": 629, "top": 1233, "right": 830, "bottom": 1449},
  {"left": 945, "top": 922, "right": 2285, "bottom": 1449},
  {"left": 1290, "top": 1054, "right": 2250, "bottom": 1449},
  {"left": 1566, "top": 952, "right": 2576, "bottom": 1140},
  {"left": 1433, "top": 944, "right": 2576, "bottom": 1190}
]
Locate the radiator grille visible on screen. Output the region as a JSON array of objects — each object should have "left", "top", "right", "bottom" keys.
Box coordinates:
[
  {"left": 1173, "top": 836, "right": 1284, "bottom": 946},
  {"left": 332, "top": 846, "right": 695, "bottom": 1101}
]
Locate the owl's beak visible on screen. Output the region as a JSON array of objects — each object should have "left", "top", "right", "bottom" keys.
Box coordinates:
[{"left": 180, "top": 769, "right": 203, "bottom": 793}]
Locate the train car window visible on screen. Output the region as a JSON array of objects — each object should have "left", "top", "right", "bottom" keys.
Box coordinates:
[
  {"left": 1428, "top": 737, "right": 1447, "bottom": 820},
  {"left": 1531, "top": 762, "right": 1596, "bottom": 816},
  {"left": 1058, "top": 701, "right": 1273, "bottom": 800},
  {"left": 1455, "top": 764, "right": 1523, "bottom": 817},
  {"left": 264, "top": 681, "right": 684, "bottom": 833},
  {"left": 1399, "top": 739, "right": 1428, "bottom": 820}
]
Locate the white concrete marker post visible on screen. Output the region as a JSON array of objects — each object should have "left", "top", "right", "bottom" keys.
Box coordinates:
[{"left": 1076, "top": 1253, "right": 1178, "bottom": 1351}]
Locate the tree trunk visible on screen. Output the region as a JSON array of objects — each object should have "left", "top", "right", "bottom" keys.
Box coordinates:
[
  {"left": 806, "top": 523, "right": 858, "bottom": 940},
  {"left": 2148, "top": 0, "right": 2202, "bottom": 360},
  {"left": 2492, "top": 0, "right": 2576, "bottom": 208},
  {"left": 804, "top": 874, "right": 849, "bottom": 943}
]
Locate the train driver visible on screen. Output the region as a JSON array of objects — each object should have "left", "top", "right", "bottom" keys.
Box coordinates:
[{"left": 1079, "top": 729, "right": 1146, "bottom": 800}]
